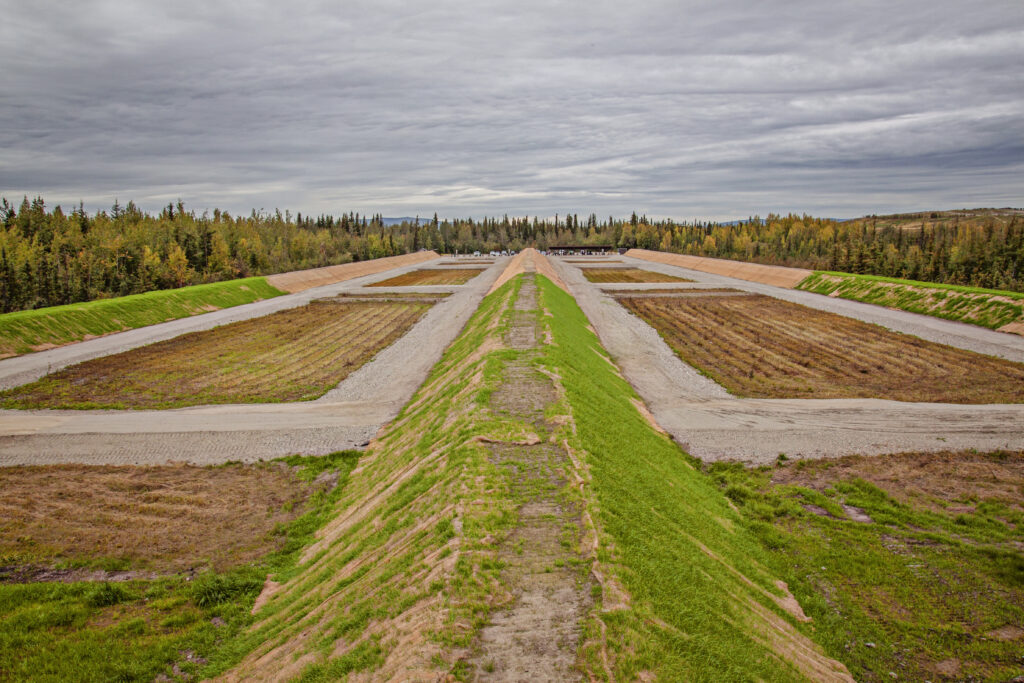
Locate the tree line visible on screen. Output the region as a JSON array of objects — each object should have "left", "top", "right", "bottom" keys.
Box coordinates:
[{"left": 1, "top": 197, "right": 1021, "bottom": 313}]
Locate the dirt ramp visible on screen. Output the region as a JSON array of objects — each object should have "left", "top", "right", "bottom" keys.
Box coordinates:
[
  {"left": 627, "top": 249, "right": 811, "bottom": 288},
  {"left": 487, "top": 248, "right": 568, "bottom": 295},
  {"left": 266, "top": 251, "right": 439, "bottom": 293}
]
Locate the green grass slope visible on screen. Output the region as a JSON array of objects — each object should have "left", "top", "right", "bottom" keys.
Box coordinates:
[
  {"left": 710, "top": 456, "right": 1024, "bottom": 682},
  {"left": 0, "top": 278, "right": 284, "bottom": 357},
  {"left": 215, "top": 278, "right": 529, "bottom": 680},
  {"left": 796, "top": 271, "right": 1024, "bottom": 331},
  {"left": 212, "top": 274, "right": 854, "bottom": 681},
  {"left": 536, "top": 276, "right": 851, "bottom": 681}
]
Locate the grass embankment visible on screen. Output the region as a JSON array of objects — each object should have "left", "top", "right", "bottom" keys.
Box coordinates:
[
  {"left": 619, "top": 293, "right": 1024, "bottom": 403},
  {"left": 536, "top": 277, "right": 850, "bottom": 680},
  {"left": 796, "top": 271, "right": 1024, "bottom": 332},
  {"left": 580, "top": 267, "right": 691, "bottom": 284},
  {"left": 1, "top": 300, "right": 430, "bottom": 409},
  {"left": 710, "top": 451, "right": 1024, "bottom": 682},
  {"left": 217, "top": 278, "right": 532, "bottom": 680},
  {"left": 0, "top": 453, "right": 360, "bottom": 682},
  {"left": 0, "top": 277, "right": 285, "bottom": 358}
]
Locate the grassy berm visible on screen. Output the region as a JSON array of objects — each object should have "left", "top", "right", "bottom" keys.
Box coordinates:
[
  {"left": 711, "top": 451, "right": 1024, "bottom": 682},
  {"left": 797, "top": 271, "right": 1024, "bottom": 331},
  {"left": 213, "top": 274, "right": 851, "bottom": 681},
  {"left": 0, "top": 277, "right": 284, "bottom": 358},
  {"left": 0, "top": 452, "right": 360, "bottom": 682}
]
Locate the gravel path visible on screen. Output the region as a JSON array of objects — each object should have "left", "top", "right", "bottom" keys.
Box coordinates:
[
  {"left": 548, "top": 256, "right": 1024, "bottom": 464},
  {"left": 0, "top": 259, "right": 508, "bottom": 466}
]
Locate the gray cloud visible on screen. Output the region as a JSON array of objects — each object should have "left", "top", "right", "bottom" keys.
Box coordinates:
[{"left": 1, "top": 0, "right": 1022, "bottom": 220}]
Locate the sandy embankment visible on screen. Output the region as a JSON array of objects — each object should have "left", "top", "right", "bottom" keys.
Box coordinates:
[
  {"left": 267, "top": 251, "right": 440, "bottom": 293},
  {"left": 627, "top": 249, "right": 811, "bottom": 288},
  {"left": 487, "top": 248, "right": 568, "bottom": 294}
]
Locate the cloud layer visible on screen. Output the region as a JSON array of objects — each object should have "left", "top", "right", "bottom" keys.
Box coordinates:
[{"left": 1, "top": 0, "right": 1022, "bottom": 220}]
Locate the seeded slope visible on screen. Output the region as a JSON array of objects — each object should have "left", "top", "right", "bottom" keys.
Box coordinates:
[{"left": 214, "top": 269, "right": 849, "bottom": 681}]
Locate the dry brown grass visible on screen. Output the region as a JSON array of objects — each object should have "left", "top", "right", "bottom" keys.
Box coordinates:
[
  {"left": 369, "top": 268, "right": 484, "bottom": 286},
  {"left": 1, "top": 300, "right": 430, "bottom": 409},
  {"left": 770, "top": 450, "right": 1024, "bottom": 514},
  {"left": 619, "top": 293, "right": 1024, "bottom": 403},
  {"left": 581, "top": 268, "right": 692, "bottom": 283},
  {"left": 0, "top": 462, "right": 317, "bottom": 572}
]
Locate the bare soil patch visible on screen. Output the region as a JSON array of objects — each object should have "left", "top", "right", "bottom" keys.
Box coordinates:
[
  {"left": 627, "top": 249, "right": 812, "bottom": 288},
  {"left": 581, "top": 267, "right": 692, "bottom": 284},
  {"left": 369, "top": 268, "right": 484, "bottom": 286},
  {"left": 1, "top": 300, "right": 430, "bottom": 409},
  {"left": 609, "top": 289, "right": 751, "bottom": 299},
  {"left": 470, "top": 275, "right": 592, "bottom": 680},
  {"left": 772, "top": 450, "right": 1024, "bottom": 514},
  {"left": 327, "top": 291, "right": 451, "bottom": 299},
  {"left": 609, "top": 287, "right": 745, "bottom": 295},
  {"left": 619, "top": 293, "right": 1024, "bottom": 403},
  {"left": 266, "top": 251, "right": 439, "bottom": 293},
  {"left": 0, "top": 462, "right": 320, "bottom": 573}
]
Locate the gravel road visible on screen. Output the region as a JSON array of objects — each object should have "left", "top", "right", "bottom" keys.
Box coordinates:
[
  {"left": 548, "top": 255, "right": 1024, "bottom": 464},
  {"left": 0, "top": 259, "right": 507, "bottom": 466}
]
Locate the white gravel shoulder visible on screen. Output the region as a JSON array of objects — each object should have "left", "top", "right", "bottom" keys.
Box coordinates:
[{"left": 546, "top": 257, "right": 730, "bottom": 401}]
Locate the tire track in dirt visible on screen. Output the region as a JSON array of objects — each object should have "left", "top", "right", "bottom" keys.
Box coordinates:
[{"left": 468, "top": 274, "right": 592, "bottom": 680}]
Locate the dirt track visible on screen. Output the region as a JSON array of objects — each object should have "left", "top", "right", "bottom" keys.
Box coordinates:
[
  {"left": 548, "top": 255, "right": 1024, "bottom": 464},
  {"left": 0, "top": 256, "right": 508, "bottom": 466}
]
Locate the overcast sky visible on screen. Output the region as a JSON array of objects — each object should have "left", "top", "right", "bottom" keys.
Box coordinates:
[{"left": 1, "top": 1, "right": 1022, "bottom": 221}]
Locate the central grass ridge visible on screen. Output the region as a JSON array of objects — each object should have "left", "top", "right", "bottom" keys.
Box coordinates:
[{"left": 212, "top": 272, "right": 850, "bottom": 681}]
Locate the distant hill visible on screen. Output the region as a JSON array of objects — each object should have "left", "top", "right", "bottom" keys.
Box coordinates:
[
  {"left": 381, "top": 216, "right": 430, "bottom": 226},
  {"left": 852, "top": 207, "right": 1024, "bottom": 223}
]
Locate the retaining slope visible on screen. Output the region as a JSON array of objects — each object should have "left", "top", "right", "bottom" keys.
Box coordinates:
[
  {"left": 266, "top": 251, "right": 440, "bottom": 293},
  {"left": 627, "top": 248, "right": 811, "bottom": 288}
]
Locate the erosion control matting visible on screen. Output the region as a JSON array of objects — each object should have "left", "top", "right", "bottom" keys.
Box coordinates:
[
  {"left": 619, "top": 293, "right": 1024, "bottom": 403},
  {"left": 1, "top": 300, "right": 431, "bottom": 409}
]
